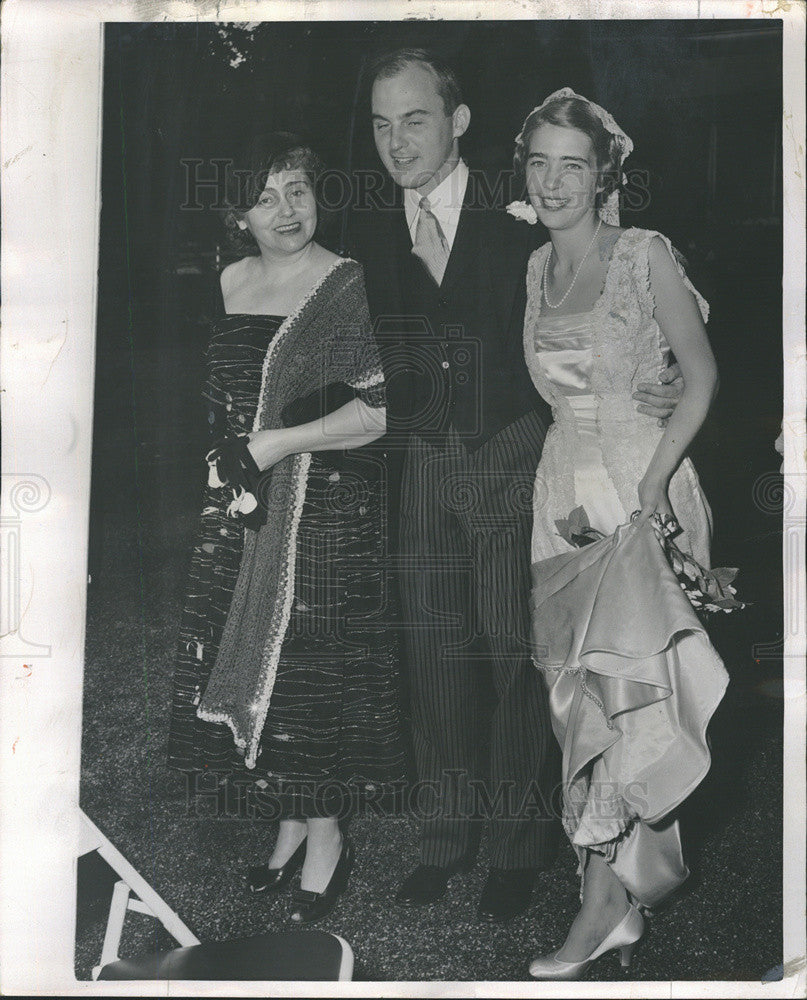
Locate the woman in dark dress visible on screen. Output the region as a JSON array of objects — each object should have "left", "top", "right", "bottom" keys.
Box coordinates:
[{"left": 167, "top": 133, "right": 404, "bottom": 924}]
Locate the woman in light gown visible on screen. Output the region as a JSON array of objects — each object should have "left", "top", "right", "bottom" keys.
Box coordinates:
[{"left": 513, "top": 90, "right": 729, "bottom": 979}]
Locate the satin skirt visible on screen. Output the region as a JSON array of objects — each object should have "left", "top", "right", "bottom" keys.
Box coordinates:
[{"left": 531, "top": 518, "right": 728, "bottom": 908}]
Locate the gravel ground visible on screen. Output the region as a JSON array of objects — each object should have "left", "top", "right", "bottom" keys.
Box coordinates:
[{"left": 76, "top": 494, "right": 783, "bottom": 984}]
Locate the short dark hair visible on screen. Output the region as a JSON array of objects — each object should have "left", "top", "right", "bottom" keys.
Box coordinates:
[
  {"left": 222, "top": 132, "right": 325, "bottom": 254},
  {"left": 367, "top": 47, "right": 463, "bottom": 116},
  {"left": 513, "top": 96, "right": 624, "bottom": 212}
]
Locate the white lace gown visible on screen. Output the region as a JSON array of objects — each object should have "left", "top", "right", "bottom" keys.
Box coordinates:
[
  {"left": 524, "top": 228, "right": 727, "bottom": 907},
  {"left": 530, "top": 309, "right": 628, "bottom": 537},
  {"left": 525, "top": 228, "right": 713, "bottom": 565}
]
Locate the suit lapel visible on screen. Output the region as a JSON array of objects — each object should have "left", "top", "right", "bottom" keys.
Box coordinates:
[
  {"left": 394, "top": 200, "right": 443, "bottom": 310},
  {"left": 438, "top": 173, "right": 482, "bottom": 297},
  {"left": 388, "top": 170, "right": 532, "bottom": 320},
  {"left": 392, "top": 201, "right": 414, "bottom": 284},
  {"left": 441, "top": 171, "right": 533, "bottom": 331},
  {"left": 373, "top": 189, "right": 411, "bottom": 315},
  {"left": 391, "top": 172, "right": 482, "bottom": 296}
]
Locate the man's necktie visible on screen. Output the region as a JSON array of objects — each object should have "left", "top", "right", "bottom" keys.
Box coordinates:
[{"left": 411, "top": 196, "right": 450, "bottom": 286}]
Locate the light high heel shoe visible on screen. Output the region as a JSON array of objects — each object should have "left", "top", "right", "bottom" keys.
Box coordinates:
[{"left": 528, "top": 904, "right": 645, "bottom": 980}]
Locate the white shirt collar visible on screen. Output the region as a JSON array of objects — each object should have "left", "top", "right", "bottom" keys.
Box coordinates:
[{"left": 404, "top": 159, "right": 469, "bottom": 251}]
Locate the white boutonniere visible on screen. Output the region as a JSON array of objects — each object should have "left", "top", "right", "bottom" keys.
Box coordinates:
[{"left": 505, "top": 200, "right": 538, "bottom": 224}]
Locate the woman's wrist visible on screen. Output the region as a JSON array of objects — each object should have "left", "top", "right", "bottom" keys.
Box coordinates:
[
  {"left": 639, "top": 470, "right": 671, "bottom": 492},
  {"left": 638, "top": 474, "right": 671, "bottom": 512},
  {"left": 247, "top": 427, "right": 294, "bottom": 470}
]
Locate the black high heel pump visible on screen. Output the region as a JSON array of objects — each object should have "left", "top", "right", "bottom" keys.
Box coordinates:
[
  {"left": 289, "top": 838, "right": 353, "bottom": 924},
  {"left": 246, "top": 836, "right": 307, "bottom": 894}
]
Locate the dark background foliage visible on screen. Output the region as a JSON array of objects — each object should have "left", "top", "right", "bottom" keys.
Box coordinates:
[{"left": 93, "top": 18, "right": 784, "bottom": 596}]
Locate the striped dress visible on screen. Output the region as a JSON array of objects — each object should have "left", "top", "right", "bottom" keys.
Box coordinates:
[{"left": 167, "top": 301, "right": 406, "bottom": 816}]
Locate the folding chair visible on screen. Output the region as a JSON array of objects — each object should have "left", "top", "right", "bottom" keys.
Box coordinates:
[
  {"left": 78, "top": 810, "right": 200, "bottom": 979},
  {"left": 97, "top": 930, "right": 354, "bottom": 981},
  {"left": 79, "top": 810, "right": 354, "bottom": 981}
]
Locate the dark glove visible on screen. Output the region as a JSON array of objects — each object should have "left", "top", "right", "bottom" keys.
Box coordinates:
[{"left": 206, "top": 433, "right": 269, "bottom": 529}]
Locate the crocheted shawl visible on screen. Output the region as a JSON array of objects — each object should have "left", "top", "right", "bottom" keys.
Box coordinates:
[{"left": 197, "top": 257, "right": 384, "bottom": 768}]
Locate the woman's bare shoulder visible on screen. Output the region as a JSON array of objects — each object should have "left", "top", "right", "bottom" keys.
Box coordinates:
[
  {"left": 312, "top": 245, "right": 343, "bottom": 271},
  {"left": 318, "top": 244, "right": 342, "bottom": 263},
  {"left": 219, "top": 256, "right": 253, "bottom": 292}
]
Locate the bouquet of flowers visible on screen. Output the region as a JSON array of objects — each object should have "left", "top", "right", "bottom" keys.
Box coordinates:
[
  {"left": 206, "top": 433, "right": 269, "bottom": 529},
  {"left": 555, "top": 506, "right": 748, "bottom": 619}
]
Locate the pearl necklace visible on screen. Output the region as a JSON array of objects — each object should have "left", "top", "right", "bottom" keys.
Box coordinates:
[{"left": 543, "top": 218, "right": 603, "bottom": 309}]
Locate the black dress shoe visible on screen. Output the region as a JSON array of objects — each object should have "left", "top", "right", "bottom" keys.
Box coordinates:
[
  {"left": 476, "top": 867, "right": 537, "bottom": 922},
  {"left": 395, "top": 861, "right": 472, "bottom": 905},
  {"left": 246, "top": 837, "right": 307, "bottom": 894},
  {"left": 289, "top": 838, "right": 353, "bottom": 924}
]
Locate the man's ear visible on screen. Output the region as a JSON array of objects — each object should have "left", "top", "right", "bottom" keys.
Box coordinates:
[
  {"left": 237, "top": 219, "right": 248, "bottom": 230},
  {"left": 452, "top": 103, "right": 471, "bottom": 140}
]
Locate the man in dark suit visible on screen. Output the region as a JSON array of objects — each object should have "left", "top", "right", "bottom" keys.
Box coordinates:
[
  {"left": 351, "top": 48, "right": 677, "bottom": 922},
  {"left": 350, "top": 48, "right": 558, "bottom": 923}
]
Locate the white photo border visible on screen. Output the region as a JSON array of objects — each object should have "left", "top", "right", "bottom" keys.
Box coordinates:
[{"left": 1, "top": 0, "right": 804, "bottom": 996}]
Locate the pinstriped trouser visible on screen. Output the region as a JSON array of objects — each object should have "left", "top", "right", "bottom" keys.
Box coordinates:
[{"left": 398, "top": 414, "right": 560, "bottom": 871}]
